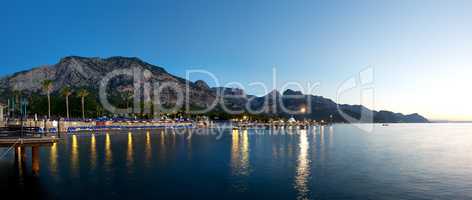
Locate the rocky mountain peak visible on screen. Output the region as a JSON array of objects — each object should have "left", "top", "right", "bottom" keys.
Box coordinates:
[
  {"left": 194, "top": 80, "right": 210, "bottom": 90},
  {"left": 266, "top": 89, "right": 281, "bottom": 97},
  {"left": 283, "top": 89, "right": 303, "bottom": 96}
]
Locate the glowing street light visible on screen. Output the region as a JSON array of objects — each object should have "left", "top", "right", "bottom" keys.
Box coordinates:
[{"left": 300, "top": 107, "right": 306, "bottom": 114}]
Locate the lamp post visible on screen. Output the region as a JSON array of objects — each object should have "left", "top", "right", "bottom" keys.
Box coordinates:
[
  {"left": 300, "top": 106, "right": 306, "bottom": 127},
  {"left": 300, "top": 107, "right": 307, "bottom": 126}
]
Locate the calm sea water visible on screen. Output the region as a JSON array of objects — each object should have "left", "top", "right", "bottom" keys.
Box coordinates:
[{"left": 1, "top": 124, "right": 472, "bottom": 200}]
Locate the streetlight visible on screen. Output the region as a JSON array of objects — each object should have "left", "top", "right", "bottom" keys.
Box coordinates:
[
  {"left": 300, "top": 107, "right": 307, "bottom": 125},
  {"left": 300, "top": 107, "right": 306, "bottom": 113}
]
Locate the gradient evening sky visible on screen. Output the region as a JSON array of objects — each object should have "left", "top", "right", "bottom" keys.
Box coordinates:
[{"left": 1, "top": 0, "right": 472, "bottom": 121}]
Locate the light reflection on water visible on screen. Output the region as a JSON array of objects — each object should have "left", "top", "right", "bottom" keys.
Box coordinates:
[
  {"left": 2, "top": 124, "right": 472, "bottom": 200},
  {"left": 295, "top": 130, "right": 311, "bottom": 200},
  {"left": 70, "top": 134, "right": 79, "bottom": 176},
  {"left": 231, "top": 129, "right": 239, "bottom": 173},
  {"left": 241, "top": 130, "right": 250, "bottom": 176},
  {"left": 49, "top": 143, "right": 57, "bottom": 175},
  {"left": 127, "top": 132, "right": 133, "bottom": 173},
  {"left": 318, "top": 126, "right": 326, "bottom": 164},
  {"left": 186, "top": 131, "right": 192, "bottom": 160},
  {"left": 145, "top": 131, "right": 152, "bottom": 167},
  {"left": 90, "top": 134, "right": 96, "bottom": 169},
  {"left": 231, "top": 129, "right": 250, "bottom": 177},
  {"left": 105, "top": 132, "right": 112, "bottom": 169},
  {"left": 15, "top": 147, "right": 23, "bottom": 176},
  {"left": 230, "top": 129, "right": 252, "bottom": 192},
  {"left": 159, "top": 131, "right": 166, "bottom": 161}
]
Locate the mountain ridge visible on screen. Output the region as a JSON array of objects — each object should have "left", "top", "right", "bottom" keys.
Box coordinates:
[{"left": 0, "top": 56, "right": 429, "bottom": 123}]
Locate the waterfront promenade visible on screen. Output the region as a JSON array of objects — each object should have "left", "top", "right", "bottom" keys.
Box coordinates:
[{"left": 0, "top": 118, "right": 322, "bottom": 134}]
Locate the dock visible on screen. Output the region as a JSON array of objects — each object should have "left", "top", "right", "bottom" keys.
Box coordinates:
[
  {"left": 0, "top": 136, "right": 61, "bottom": 147},
  {"left": 0, "top": 128, "right": 61, "bottom": 175}
]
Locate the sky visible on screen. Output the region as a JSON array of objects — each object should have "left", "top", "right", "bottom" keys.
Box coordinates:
[{"left": 1, "top": 0, "right": 472, "bottom": 121}]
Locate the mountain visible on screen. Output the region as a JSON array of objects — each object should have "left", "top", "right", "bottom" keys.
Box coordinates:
[
  {"left": 0, "top": 56, "right": 429, "bottom": 123},
  {"left": 238, "top": 89, "right": 428, "bottom": 123},
  {"left": 0, "top": 56, "right": 215, "bottom": 108}
]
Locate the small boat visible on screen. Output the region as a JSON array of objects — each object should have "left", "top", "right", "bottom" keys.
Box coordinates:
[{"left": 382, "top": 123, "right": 389, "bottom": 126}]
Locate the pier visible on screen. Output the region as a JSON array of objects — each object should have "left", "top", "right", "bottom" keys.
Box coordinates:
[
  {"left": 0, "top": 121, "right": 62, "bottom": 175},
  {"left": 0, "top": 137, "right": 60, "bottom": 175},
  {"left": 0, "top": 136, "right": 60, "bottom": 147}
]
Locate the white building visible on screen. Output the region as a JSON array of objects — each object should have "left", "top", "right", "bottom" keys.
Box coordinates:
[{"left": 288, "top": 117, "right": 296, "bottom": 123}]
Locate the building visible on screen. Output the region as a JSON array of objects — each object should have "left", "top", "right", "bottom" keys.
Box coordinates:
[
  {"left": 288, "top": 116, "right": 296, "bottom": 123},
  {"left": 0, "top": 103, "right": 5, "bottom": 122}
]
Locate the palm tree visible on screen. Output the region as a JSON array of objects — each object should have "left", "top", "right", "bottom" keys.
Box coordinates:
[
  {"left": 42, "top": 80, "right": 53, "bottom": 119},
  {"left": 121, "top": 90, "right": 133, "bottom": 109},
  {"left": 77, "top": 89, "right": 89, "bottom": 120},
  {"left": 120, "top": 90, "right": 134, "bottom": 116},
  {"left": 12, "top": 89, "right": 21, "bottom": 116},
  {"left": 61, "top": 86, "right": 72, "bottom": 119}
]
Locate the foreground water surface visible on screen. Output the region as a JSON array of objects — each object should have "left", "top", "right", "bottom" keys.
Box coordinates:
[{"left": 1, "top": 124, "right": 472, "bottom": 199}]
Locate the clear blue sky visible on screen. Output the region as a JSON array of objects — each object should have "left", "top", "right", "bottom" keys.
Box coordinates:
[{"left": 2, "top": 0, "right": 472, "bottom": 120}]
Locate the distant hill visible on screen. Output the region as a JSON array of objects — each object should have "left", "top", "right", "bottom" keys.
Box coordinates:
[{"left": 0, "top": 56, "right": 429, "bottom": 123}]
